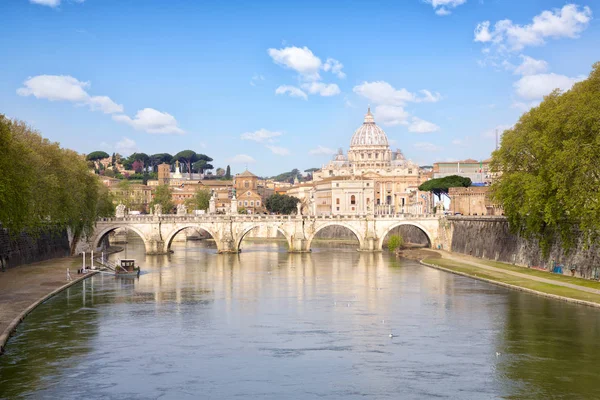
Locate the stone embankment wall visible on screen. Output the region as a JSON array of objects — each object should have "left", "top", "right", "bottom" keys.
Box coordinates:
[
  {"left": 0, "top": 227, "right": 70, "bottom": 269},
  {"left": 448, "top": 216, "right": 600, "bottom": 279}
]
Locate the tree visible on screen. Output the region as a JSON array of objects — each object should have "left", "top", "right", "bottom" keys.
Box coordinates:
[
  {"left": 225, "top": 165, "right": 231, "bottom": 179},
  {"left": 149, "top": 153, "right": 173, "bottom": 172},
  {"left": 216, "top": 167, "right": 225, "bottom": 177},
  {"left": 187, "top": 189, "right": 211, "bottom": 211},
  {"left": 418, "top": 175, "right": 471, "bottom": 200},
  {"left": 86, "top": 151, "right": 110, "bottom": 161},
  {"left": 387, "top": 235, "right": 404, "bottom": 252},
  {"left": 491, "top": 62, "right": 600, "bottom": 254},
  {"left": 265, "top": 194, "right": 300, "bottom": 214},
  {"left": 174, "top": 150, "right": 198, "bottom": 179},
  {"left": 151, "top": 184, "right": 174, "bottom": 214},
  {"left": 132, "top": 159, "right": 144, "bottom": 173}
]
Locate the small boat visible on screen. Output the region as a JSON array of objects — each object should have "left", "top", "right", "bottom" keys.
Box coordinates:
[{"left": 115, "top": 259, "right": 141, "bottom": 277}]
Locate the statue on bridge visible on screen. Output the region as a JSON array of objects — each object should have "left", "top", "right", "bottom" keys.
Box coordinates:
[
  {"left": 154, "top": 203, "right": 163, "bottom": 216},
  {"left": 296, "top": 201, "right": 302, "bottom": 216},
  {"left": 116, "top": 203, "right": 126, "bottom": 218},
  {"left": 176, "top": 203, "right": 187, "bottom": 216}
]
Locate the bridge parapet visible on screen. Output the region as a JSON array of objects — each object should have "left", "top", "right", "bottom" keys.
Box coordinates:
[{"left": 91, "top": 213, "right": 442, "bottom": 254}]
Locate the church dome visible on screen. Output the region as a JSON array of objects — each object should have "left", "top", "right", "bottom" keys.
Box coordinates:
[{"left": 350, "top": 108, "right": 389, "bottom": 147}]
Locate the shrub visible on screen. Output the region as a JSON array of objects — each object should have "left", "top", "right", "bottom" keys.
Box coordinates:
[{"left": 387, "top": 235, "right": 404, "bottom": 252}]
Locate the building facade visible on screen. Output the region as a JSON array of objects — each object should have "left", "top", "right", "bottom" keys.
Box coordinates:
[{"left": 289, "top": 108, "right": 431, "bottom": 215}]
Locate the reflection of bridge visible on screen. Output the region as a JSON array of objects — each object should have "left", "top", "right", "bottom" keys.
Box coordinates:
[{"left": 90, "top": 214, "right": 442, "bottom": 254}]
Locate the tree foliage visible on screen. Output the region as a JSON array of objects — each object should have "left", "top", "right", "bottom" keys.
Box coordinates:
[
  {"left": 418, "top": 175, "right": 471, "bottom": 199},
  {"left": 186, "top": 189, "right": 211, "bottom": 211},
  {"left": 491, "top": 62, "right": 600, "bottom": 254},
  {"left": 387, "top": 234, "right": 404, "bottom": 252},
  {"left": 86, "top": 151, "right": 110, "bottom": 161},
  {"left": 0, "top": 116, "right": 109, "bottom": 242},
  {"left": 225, "top": 165, "right": 231, "bottom": 180},
  {"left": 151, "top": 184, "right": 174, "bottom": 214},
  {"left": 265, "top": 194, "right": 300, "bottom": 214},
  {"left": 271, "top": 168, "right": 301, "bottom": 183}
]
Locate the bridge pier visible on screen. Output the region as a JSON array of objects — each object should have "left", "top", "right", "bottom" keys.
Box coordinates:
[
  {"left": 146, "top": 238, "right": 167, "bottom": 255},
  {"left": 359, "top": 236, "right": 381, "bottom": 252},
  {"left": 289, "top": 237, "right": 310, "bottom": 253},
  {"left": 217, "top": 238, "right": 239, "bottom": 254}
]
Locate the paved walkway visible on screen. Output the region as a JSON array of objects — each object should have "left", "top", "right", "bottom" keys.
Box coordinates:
[
  {"left": 434, "top": 250, "right": 600, "bottom": 295},
  {"left": 0, "top": 256, "right": 82, "bottom": 339}
]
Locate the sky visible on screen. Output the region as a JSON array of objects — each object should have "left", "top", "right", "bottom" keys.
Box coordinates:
[{"left": 1, "top": 0, "right": 598, "bottom": 176}]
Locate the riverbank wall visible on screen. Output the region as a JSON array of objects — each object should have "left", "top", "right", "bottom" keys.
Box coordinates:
[
  {"left": 0, "top": 227, "right": 70, "bottom": 270},
  {"left": 447, "top": 216, "right": 600, "bottom": 279}
]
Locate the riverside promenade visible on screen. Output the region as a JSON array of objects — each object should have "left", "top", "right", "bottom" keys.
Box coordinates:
[{"left": 0, "top": 256, "right": 94, "bottom": 354}]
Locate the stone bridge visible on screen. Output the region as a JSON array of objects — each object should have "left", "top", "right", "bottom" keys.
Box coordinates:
[{"left": 89, "top": 214, "right": 443, "bottom": 254}]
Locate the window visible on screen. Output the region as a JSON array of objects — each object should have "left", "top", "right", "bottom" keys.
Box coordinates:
[
  {"left": 408, "top": 169, "right": 413, "bottom": 174},
  {"left": 256, "top": 200, "right": 260, "bottom": 206},
  {"left": 375, "top": 153, "right": 379, "bottom": 159},
  {"left": 244, "top": 201, "right": 248, "bottom": 206},
  {"left": 351, "top": 195, "right": 356, "bottom": 205},
  {"left": 336, "top": 198, "right": 340, "bottom": 205},
  {"left": 368, "top": 153, "right": 372, "bottom": 159},
  {"left": 336, "top": 183, "right": 339, "bottom": 187},
  {"left": 244, "top": 181, "right": 249, "bottom": 188},
  {"left": 366, "top": 183, "right": 369, "bottom": 186},
  {"left": 361, "top": 153, "right": 364, "bottom": 159},
  {"left": 250, "top": 201, "right": 254, "bottom": 206}
]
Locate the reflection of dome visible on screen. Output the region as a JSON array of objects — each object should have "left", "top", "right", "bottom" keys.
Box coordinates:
[{"left": 350, "top": 108, "right": 389, "bottom": 147}]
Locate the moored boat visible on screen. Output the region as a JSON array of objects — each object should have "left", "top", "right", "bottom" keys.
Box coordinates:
[{"left": 116, "top": 259, "right": 141, "bottom": 277}]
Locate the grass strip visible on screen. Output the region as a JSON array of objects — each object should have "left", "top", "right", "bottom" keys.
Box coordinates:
[{"left": 423, "top": 257, "right": 600, "bottom": 305}]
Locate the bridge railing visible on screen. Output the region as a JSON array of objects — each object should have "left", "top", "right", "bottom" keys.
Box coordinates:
[{"left": 96, "top": 213, "right": 440, "bottom": 223}]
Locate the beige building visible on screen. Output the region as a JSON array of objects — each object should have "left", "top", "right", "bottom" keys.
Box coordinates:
[
  {"left": 234, "top": 170, "right": 264, "bottom": 214},
  {"left": 449, "top": 186, "right": 502, "bottom": 216},
  {"left": 433, "top": 159, "right": 493, "bottom": 185}
]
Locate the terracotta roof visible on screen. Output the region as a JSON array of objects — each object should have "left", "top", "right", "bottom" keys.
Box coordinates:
[{"left": 236, "top": 170, "right": 257, "bottom": 178}]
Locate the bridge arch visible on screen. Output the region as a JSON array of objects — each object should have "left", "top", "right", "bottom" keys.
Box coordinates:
[
  {"left": 235, "top": 224, "right": 293, "bottom": 251},
  {"left": 377, "top": 221, "right": 433, "bottom": 250},
  {"left": 93, "top": 225, "right": 149, "bottom": 252},
  {"left": 307, "top": 221, "right": 365, "bottom": 250},
  {"left": 164, "top": 225, "right": 220, "bottom": 252}
]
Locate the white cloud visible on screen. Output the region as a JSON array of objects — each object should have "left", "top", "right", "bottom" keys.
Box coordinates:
[
  {"left": 115, "top": 137, "right": 138, "bottom": 156},
  {"left": 408, "top": 117, "right": 440, "bottom": 133},
  {"left": 241, "top": 128, "right": 282, "bottom": 142},
  {"left": 353, "top": 81, "right": 441, "bottom": 105},
  {"left": 309, "top": 145, "right": 337, "bottom": 156},
  {"left": 17, "top": 75, "right": 123, "bottom": 114},
  {"left": 514, "top": 73, "right": 584, "bottom": 100},
  {"left": 474, "top": 4, "right": 592, "bottom": 51},
  {"left": 268, "top": 46, "right": 322, "bottom": 80},
  {"left": 513, "top": 55, "right": 548, "bottom": 76},
  {"left": 451, "top": 139, "right": 462, "bottom": 145},
  {"left": 425, "top": 0, "right": 466, "bottom": 15},
  {"left": 113, "top": 108, "right": 184, "bottom": 134},
  {"left": 275, "top": 85, "right": 308, "bottom": 100},
  {"left": 88, "top": 96, "right": 124, "bottom": 114},
  {"left": 323, "top": 58, "right": 346, "bottom": 79},
  {"left": 266, "top": 145, "right": 290, "bottom": 156},
  {"left": 250, "top": 74, "right": 265, "bottom": 86},
  {"left": 416, "top": 89, "right": 442, "bottom": 103},
  {"left": 353, "top": 81, "right": 414, "bottom": 105},
  {"left": 30, "top": 0, "right": 61, "bottom": 6},
  {"left": 227, "top": 154, "right": 256, "bottom": 164},
  {"left": 374, "top": 105, "right": 410, "bottom": 126},
  {"left": 301, "top": 82, "right": 341, "bottom": 97},
  {"left": 414, "top": 142, "right": 442, "bottom": 152},
  {"left": 474, "top": 21, "right": 493, "bottom": 42}
]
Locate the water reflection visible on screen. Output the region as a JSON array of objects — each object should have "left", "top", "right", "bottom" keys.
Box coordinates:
[{"left": 1, "top": 238, "right": 600, "bottom": 399}]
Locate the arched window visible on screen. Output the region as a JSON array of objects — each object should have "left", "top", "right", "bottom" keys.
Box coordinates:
[
  {"left": 351, "top": 195, "right": 356, "bottom": 205},
  {"left": 256, "top": 200, "right": 260, "bottom": 206},
  {"left": 244, "top": 201, "right": 248, "bottom": 206},
  {"left": 336, "top": 198, "right": 340, "bottom": 205},
  {"left": 250, "top": 201, "right": 254, "bottom": 206}
]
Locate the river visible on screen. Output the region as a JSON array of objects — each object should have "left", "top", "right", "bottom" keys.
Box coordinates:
[{"left": 1, "top": 237, "right": 600, "bottom": 399}]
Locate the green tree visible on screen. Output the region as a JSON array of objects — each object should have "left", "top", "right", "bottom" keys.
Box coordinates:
[
  {"left": 225, "top": 165, "right": 231, "bottom": 179},
  {"left": 418, "top": 175, "right": 471, "bottom": 200},
  {"left": 149, "top": 153, "right": 173, "bottom": 172},
  {"left": 174, "top": 150, "right": 198, "bottom": 179},
  {"left": 151, "top": 184, "right": 174, "bottom": 213},
  {"left": 86, "top": 151, "right": 110, "bottom": 161},
  {"left": 387, "top": 235, "right": 404, "bottom": 252},
  {"left": 216, "top": 167, "right": 225, "bottom": 177},
  {"left": 491, "top": 62, "right": 600, "bottom": 254},
  {"left": 187, "top": 189, "right": 211, "bottom": 211},
  {"left": 265, "top": 194, "right": 300, "bottom": 214}
]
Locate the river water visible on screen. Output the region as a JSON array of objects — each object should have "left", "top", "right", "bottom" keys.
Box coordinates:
[{"left": 1, "top": 238, "right": 600, "bottom": 399}]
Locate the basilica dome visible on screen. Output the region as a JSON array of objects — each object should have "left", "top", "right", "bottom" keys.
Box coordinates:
[{"left": 350, "top": 108, "right": 389, "bottom": 147}]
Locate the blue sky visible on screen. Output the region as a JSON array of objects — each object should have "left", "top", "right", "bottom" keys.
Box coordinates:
[{"left": 1, "top": 0, "right": 598, "bottom": 176}]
